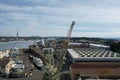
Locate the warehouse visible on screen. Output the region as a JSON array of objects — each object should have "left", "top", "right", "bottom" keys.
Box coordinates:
[
  {"left": 67, "top": 48, "right": 120, "bottom": 62},
  {"left": 67, "top": 48, "right": 120, "bottom": 79},
  {"left": 70, "top": 62, "right": 120, "bottom": 80}
]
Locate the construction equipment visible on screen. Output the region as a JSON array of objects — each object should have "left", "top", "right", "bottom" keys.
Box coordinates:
[
  {"left": 67, "top": 21, "right": 75, "bottom": 38},
  {"left": 64, "top": 21, "right": 75, "bottom": 47},
  {"left": 41, "top": 21, "right": 76, "bottom": 80}
]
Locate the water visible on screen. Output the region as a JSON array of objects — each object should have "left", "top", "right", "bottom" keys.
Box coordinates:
[{"left": 0, "top": 40, "right": 35, "bottom": 50}]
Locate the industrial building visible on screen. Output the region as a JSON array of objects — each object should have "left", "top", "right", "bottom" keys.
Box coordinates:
[
  {"left": 67, "top": 48, "right": 120, "bottom": 79},
  {"left": 67, "top": 43, "right": 89, "bottom": 48},
  {"left": 67, "top": 48, "right": 120, "bottom": 62},
  {"left": 70, "top": 62, "right": 120, "bottom": 79}
]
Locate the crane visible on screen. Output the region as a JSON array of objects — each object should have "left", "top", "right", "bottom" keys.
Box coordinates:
[
  {"left": 41, "top": 21, "right": 76, "bottom": 80},
  {"left": 67, "top": 21, "right": 75, "bottom": 38},
  {"left": 64, "top": 21, "right": 75, "bottom": 47}
]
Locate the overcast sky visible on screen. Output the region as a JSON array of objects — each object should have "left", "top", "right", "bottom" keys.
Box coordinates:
[{"left": 0, "top": 0, "right": 120, "bottom": 38}]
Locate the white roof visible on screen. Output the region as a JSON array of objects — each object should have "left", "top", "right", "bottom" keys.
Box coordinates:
[
  {"left": 67, "top": 49, "right": 80, "bottom": 58},
  {"left": 68, "top": 43, "right": 82, "bottom": 45},
  {"left": 90, "top": 44, "right": 109, "bottom": 48}
]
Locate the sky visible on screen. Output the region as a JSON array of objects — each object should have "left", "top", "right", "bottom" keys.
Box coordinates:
[{"left": 0, "top": 0, "right": 120, "bottom": 38}]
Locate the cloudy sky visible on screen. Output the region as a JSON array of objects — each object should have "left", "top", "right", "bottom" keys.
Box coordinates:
[{"left": 0, "top": 0, "right": 120, "bottom": 37}]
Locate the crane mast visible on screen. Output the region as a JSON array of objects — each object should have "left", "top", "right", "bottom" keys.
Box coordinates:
[
  {"left": 64, "top": 21, "right": 75, "bottom": 47},
  {"left": 67, "top": 21, "right": 75, "bottom": 38}
]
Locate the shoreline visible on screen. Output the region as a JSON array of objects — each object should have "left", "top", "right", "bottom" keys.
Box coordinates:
[{"left": 0, "top": 40, "right": 29, "bottom": 43}]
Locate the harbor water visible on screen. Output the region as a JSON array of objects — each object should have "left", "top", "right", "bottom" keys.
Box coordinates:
[{"left": 0, "top": 40, "right": 35, "bottom": 50}]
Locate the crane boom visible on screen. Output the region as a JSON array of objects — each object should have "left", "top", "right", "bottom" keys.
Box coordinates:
[
  {"left": 67, "top": 21, "right": 75, "bottom": 38},
  {"left": 41, "top": 21, "right": 76, "bottom": 80}
]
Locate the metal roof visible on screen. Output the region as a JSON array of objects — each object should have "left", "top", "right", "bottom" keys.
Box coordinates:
[
  {"left": 90, "top": 44, "right": 109, "bottom": 48},
  {"left": 68, "top": 43, "right": 83, "bottom": 45},
  {"left": 67, "top": 48, "right": 120, "bottom": 62}
]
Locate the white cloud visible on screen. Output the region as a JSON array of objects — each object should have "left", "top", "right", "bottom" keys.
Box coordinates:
[
  {"left": 1, "top": 4, "right": 120, "bottom": 23},
  {"left": 25, "top": 0, "right": 60, "bottom": 3},
  {"left": 72, "top": 32, "right": 120, "bottom": 38},
  {"left": 1, "top": 0, "right": 120, "bottom": 37},
  {"left": 29, "top": 0, "right": 43, "bottom": 2}
]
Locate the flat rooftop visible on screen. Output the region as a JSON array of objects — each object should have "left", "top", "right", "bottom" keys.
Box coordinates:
[{"left": 67, "top": 48, "right": 120, "bottom": 62}]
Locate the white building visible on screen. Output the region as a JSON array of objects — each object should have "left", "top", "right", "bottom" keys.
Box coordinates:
[{"left": 0, "top": 50, "right": 10, "bottom": 60}]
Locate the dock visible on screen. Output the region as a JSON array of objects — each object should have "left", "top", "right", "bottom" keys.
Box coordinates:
[
  {"left": 0, "top": 49, "right": 44, "bottom": 80},
  {"left": 29, "top": 46, "right": 49, "bottom": 64}
]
